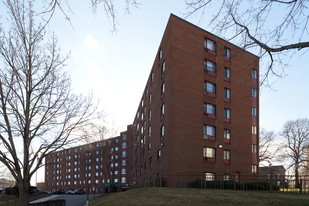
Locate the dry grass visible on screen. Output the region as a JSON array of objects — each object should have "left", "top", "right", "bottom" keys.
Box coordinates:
[{"left": 91, "top": 187, "right": 309, "bottom": 206}]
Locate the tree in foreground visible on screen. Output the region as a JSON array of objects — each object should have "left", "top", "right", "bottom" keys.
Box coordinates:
[
  {"left": 186, "top": 0, "right": 309, "bottom": 85},
  {"left": 0, "top": 1, "right": 97, "bottom": 205},
  {"left": 279, "top": 118, "right": 309, "bottom": 188}
]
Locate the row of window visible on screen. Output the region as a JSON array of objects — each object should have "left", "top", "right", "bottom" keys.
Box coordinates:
[
  {"left": 203, "top": 147, "right": 230, "bottom": 161},
  {"left": 204, "top": 60, "right": 231, "bottom": 79},
  {"left": 204, "top": 38, "right": 231, "bottom": 59},
  {"left": 51, "top": 177, "right": 127, "bottom": 187}
]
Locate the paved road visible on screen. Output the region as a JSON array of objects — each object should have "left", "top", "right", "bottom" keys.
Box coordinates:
[
  {"left": 30, "top": 194, "right": 97, "bottom": 206},
  {"left": 53, "top": 194, "right": 87, "bottom": 206}
]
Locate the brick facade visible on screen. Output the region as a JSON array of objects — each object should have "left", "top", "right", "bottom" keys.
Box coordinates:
[{"left": 44, "top": 14, "right": 259, "bottom": 191}]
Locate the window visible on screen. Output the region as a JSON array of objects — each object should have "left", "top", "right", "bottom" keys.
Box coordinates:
[
  {"left": 224, "top": 109, "right": 231, "bottom": 119},
  {"left": 224, "top": 88, "right": 231, "bottom": 99},
  {"left": 224, "top": 67, "right": 230, "bottom": 79},
  {"left": 148, "top": 142, "right": 151, "bottom": 152},
  {"left": 252, "top": 145, "right": 257, "bottom": 153},
  {"left": 161, "top": 61, "right": 165, "bottom": 75},
  {"left": 148, "top": 126, "right": 151, "bottom": 137},
  {"left": 161, "top": 104, "right": 165, "bottom": 116},
  {"left": 160, "top": 125, "right": 165, "bottom": 136},
  {"left": 203, "top": 147, "right": 215, "bottom": 158},
  {"left": 224, "top": 129, "right": 231, "bottom": 140},
  {"left": 252, "top": 165, "right": 257, "bottom": 174},
  {"left": 159, "top": 49, "right": 162, "bottom": 61},
  {"left": 204, "top": 39, "right": 216, "bottom": 52},
  {"left": 224, "top": 175, "right": 230, "bottom": 181},
  {"left": 252, "top": 107, "right": 257, "bottom": 116},
  {"left": 252, "top": 126, "right": 257, "bottom": 135},
  {"left": 149, "top": 110, "right": 151, "bottom": 120},
  {"left": 252, "top": 90, "right": 258, "bottom": 100},
  {"left": 252, "top": 69, "right": 257, "bottom": 79},
  {"left": 204, "top": 125, "right": 216, "bottom": 139},
  {"left": 157, "top": 149, "right": 161, "bottom": 161},
  {"left": 122, "top": 160, "right": 126, "bottom": 166},
  {"left": 121, "top": 169, "right": 126, "bottom": 175},
  {"left": 204, "top": 172, "right": 215, "bottom": 181},
  {"left": 121, "top": 177, "right": 126, "bottom": 184},
  {"left": 161, "top": 82, "right": 165, "bottom": 96},
  {"left": 224, "top": 47, "right": 231, "bottom": 59},
  {"left": 224, "top": 150, "right": 230, "bottom": 160},
  {"left": 204, "top": 60, "right": 216, "bottom": 73},
  {"left": 122, "top": 142, "right": 127, "bottom": 148},
  {"left": 122, "top": 151, "right": 126, "bottom": 157},
  {"left": 205, "top": 103, "right": 216, "bottom": 115},
  {"left": 204, "top": 81, "right": 216, "bottom": 94}
]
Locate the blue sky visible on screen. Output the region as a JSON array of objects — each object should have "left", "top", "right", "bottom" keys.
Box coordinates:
[{"left": 48, "top": 0, "right": 309, "bottom": 134}]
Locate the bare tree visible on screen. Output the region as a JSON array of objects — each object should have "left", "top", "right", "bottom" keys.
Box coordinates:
[
  {"left": 259, "top": 128, "right": 277, "bottom": 166},
  {"left": 279, "top": 118, "right": 309, "bottom": 188},
  {"left": 185, "top": 0, "right": 309, "bottom": 85},
  {"left": 0, "top": 1, "right": 97, "bottom": 205},
  {"left": 91, "top": 0, "right": 140, "bottom": 31}
]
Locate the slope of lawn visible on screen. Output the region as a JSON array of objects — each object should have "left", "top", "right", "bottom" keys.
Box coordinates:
[{"left": 91, "top": 187, "right": 309, "bottom": 206}]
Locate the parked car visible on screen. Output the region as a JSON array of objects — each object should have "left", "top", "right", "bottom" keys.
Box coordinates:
[
  {"left": 74, "top": 189, "right": 85, "bottom": 195},
  {"left": 66, "top": 190, "right": 75, "bottom": 195}
]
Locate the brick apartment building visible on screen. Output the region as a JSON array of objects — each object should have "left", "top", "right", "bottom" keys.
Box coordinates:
[
  {"left": 44, "top": 127, "right": 131, "bottom": 193},
  {"left": 44, "top": 14, "right": 259, "bottom": 191},
  {"left": 129, "top": 14, "right": 259, "bottom": 187}
]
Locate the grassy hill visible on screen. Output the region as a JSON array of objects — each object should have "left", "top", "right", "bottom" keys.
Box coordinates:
[{"left": 91, "top": 187, "right": 309, "bottom": 206}]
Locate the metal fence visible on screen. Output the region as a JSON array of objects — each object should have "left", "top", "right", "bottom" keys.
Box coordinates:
[{"left": 131, "top": 175, "right": 309, "bottom": 194}]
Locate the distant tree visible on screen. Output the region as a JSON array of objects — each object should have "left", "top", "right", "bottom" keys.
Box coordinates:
[
  {"left": 185, "top": 0, "right": 309, "bottom": 85},
  {"left": 0, "top": 1, "right": 98, "bottom": 205},
  {"left": 259, "top": 129, "right": 278, "bottom": 166},
  {"left": 279, "top": 118, "right": 309, "bottom": 188}
]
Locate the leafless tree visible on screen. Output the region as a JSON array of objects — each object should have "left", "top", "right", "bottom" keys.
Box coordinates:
[
  {"left": 259, "top": 128, "right": 278, "bottom": 166},
  {"left": 91, "top": 0, "right": 140, "bottom": 31},
  {"left": 279, "top": 118, "right": 309, "bottom": 188},
  {"left": 185, "top": 0, "right": 309, "bottom": 85},
  {"left": 0, "top": 1, "right": 98, "bottom": 205},
  {"left": 38, "top": 0, "right": 139, "bottom": 31}
]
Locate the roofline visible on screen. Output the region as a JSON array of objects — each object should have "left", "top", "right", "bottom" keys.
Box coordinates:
[{"left": 169, "top": 13, "right": 259, "bottom": 59}]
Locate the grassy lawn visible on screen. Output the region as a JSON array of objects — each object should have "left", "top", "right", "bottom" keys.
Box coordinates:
[{"left": 90, "top": 187, "right": 309, "bottom": 206}]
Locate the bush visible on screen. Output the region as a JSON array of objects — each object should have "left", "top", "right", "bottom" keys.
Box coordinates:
[
  {"left": 244, "top": 182, "right": 280, "bottom": 191},
  {"left": 5, "top": 186, "right": 37, "bottom": 196},
  {"left": 187, "top": 179, "right": 280, "bottom": 191}
]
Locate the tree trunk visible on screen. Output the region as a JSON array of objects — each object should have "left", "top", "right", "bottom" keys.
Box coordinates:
[
  {"left": 17, "top": 180, "right": 30, "bottom": 206},
  {"left": 295, "top": 166, "right": 300, "bottom": 188}
]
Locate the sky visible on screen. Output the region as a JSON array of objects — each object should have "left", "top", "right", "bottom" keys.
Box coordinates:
[
  {"left": 1, "top": 0, "right": 309, "bottom": 183},
  {"left": 45, "top": 0, "right": 309, "bottom": 134}
]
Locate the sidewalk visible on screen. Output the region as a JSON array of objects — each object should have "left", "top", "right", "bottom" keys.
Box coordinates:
[{"left": 29, "top": 195, "right": 63, "bottom": 204}]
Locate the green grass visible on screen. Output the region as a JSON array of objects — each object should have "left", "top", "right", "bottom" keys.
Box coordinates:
[{"left": 90, "top": 187, "right": 309, "bottom": 206}]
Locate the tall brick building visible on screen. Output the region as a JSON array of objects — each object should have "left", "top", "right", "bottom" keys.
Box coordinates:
[
  {"left": 129, "top": 14, "right": 259, "bottom": 187},
  {"left": 44, "top": 14, "right": 259, "bottom": 191}
]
